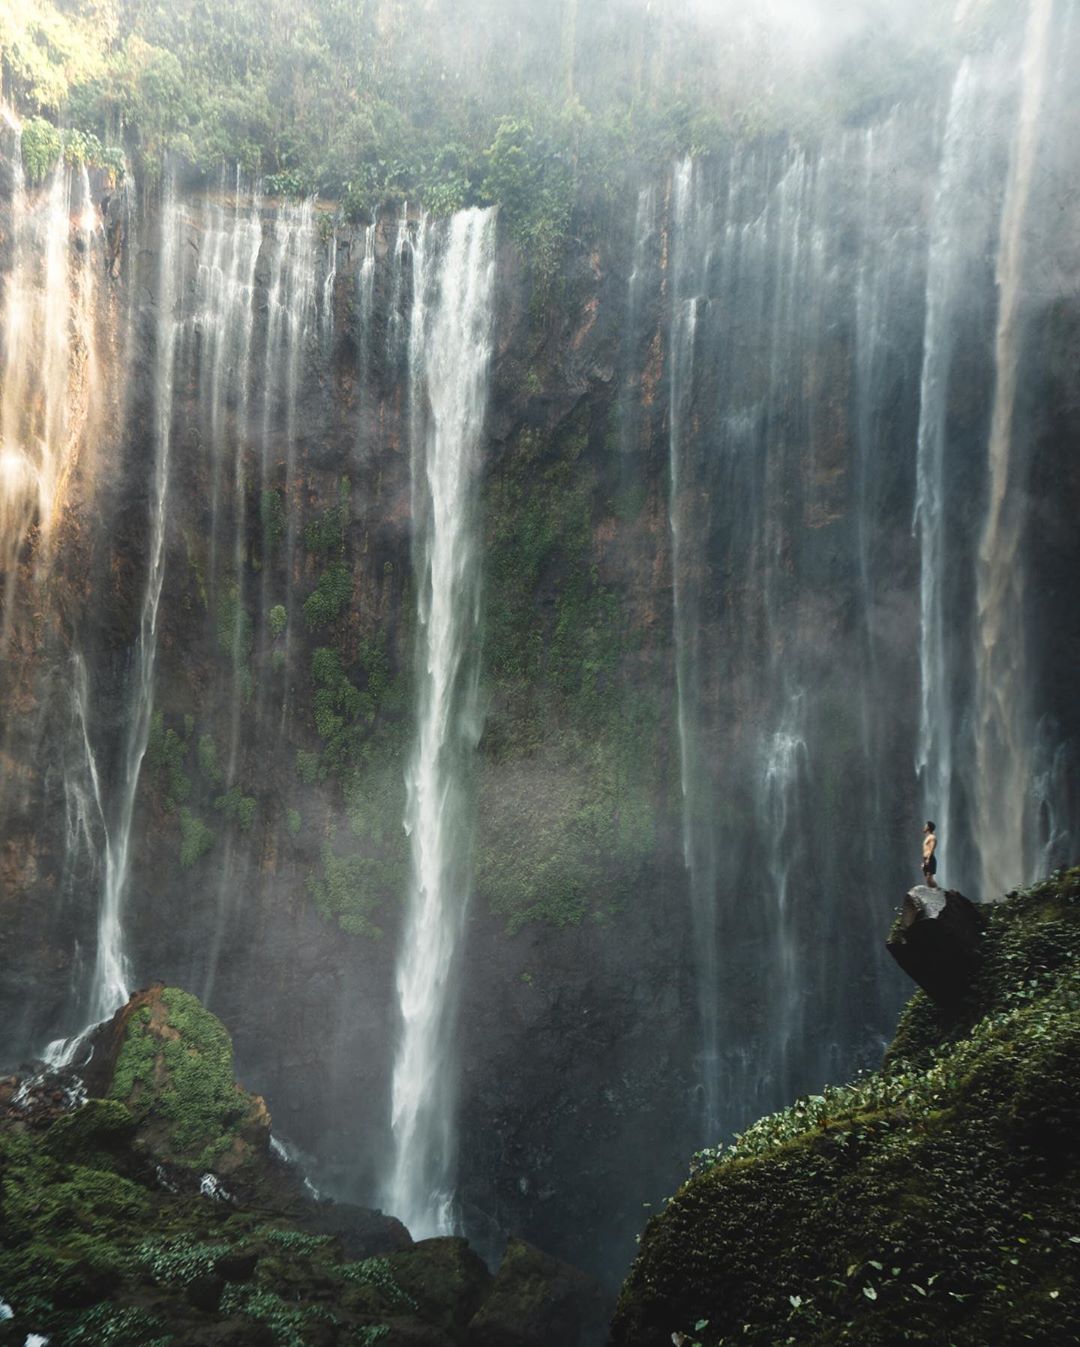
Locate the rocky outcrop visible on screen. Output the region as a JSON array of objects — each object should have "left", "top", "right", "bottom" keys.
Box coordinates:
[
  {"left": 0, "top": 986, "right": 609, "bottom": 1347},
  {"left": 464, "top": 1238, "right": 610, "bottom": 1347},
  {"left": 886, "top": 886, "right": 987, "bottom": 1008},
  {"left": 611, "top": 868, "right": 1080, "bottom": 1347}
]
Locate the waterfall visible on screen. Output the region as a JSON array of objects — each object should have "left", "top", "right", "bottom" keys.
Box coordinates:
[
  {"left": 973, "top": 0, "right": 1055, "bottom": 897},
  {"left": 259, "top": 196, "right": 318, "bottom": 727},
  {"left": 198, "top": 174, "right": 262, "bottom": 604},
  {"left": 322, "top": 226, "right": 337, "bottom": 346},
  {"left": 385, "top": 206, "right": 496, "bottom": 1237},
  {"left": 668, "top": 157, "right": 721, "bottom": 1135},
  {"left": 188, "top": 180, "right": 263, "bottom": 1005},
  {"left": 853, "top": 113, "right": 923, "bottom": 903},
  {"left": 913, "top": 62, "right": 994, "bottom": 896},
  {"left": 0, "top": 150, "right": 101, "bottom": 646},
  {"left": 86, "top": 176, "right": 183, "bottom": 1029},
  {"left": 758, "top": 692, "right": 808, "bottom": 1095},
  {"left": 665, "top": 122, "right": 931, "bottom": 1137}
]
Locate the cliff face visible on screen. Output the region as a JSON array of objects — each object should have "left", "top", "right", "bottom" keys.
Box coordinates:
[
  {"left": 2, "top": 18, "right": 1080, "bottom": 1287},
  {"left": 0, "top": 167, "right": 701, "bottom": 1284},
  {"left": 611, "top": 868, "right": 1080, "bottom": 1347}
]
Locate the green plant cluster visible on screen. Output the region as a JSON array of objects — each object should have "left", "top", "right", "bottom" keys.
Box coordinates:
[
  {"left": 197, "top": 732, "right": 222, "bottom": 783},
  {"left": 293, "top": 616, "right": 409, "bottom": 937},
  {"left": 612, "top": 868, "right": 1080, "bottom": 1347},
  {"left": 255, "top": 1225, "right": 334, "bottom": 1256},
  {"left": 306, "top": 844, "right": 386, "bottom": 940},
  {"left": 303, "top": 560, "right": 353, "bottom": 630},
  {"left": 146, "top": 709, "right": 192, "bottom": 809},
  {"left": 304, "top": 479, "right": 350, "bottom": 557},
  {"left": 146, "top": 715, "right": 263, "bottom": 865},
  {"left": 0, "top": 986, "right": 483, "bottom": 1345},
  {"left": 19, "top": 115, "right": 124, "bottom": 183},
  {"left": 342, "top": 1257, "right": 417, "bottom": 1310},
  {"left": 136, "top": 1233, "right": 229, "bottom": 1286},
  {"left": 214, "top": 784, "right": 257, "bottom": 831},
  {"left": 216, "top": 581, "right": 255, "bottom": 703},
  {"left": 178, "top": 806, "right": 215, "bottom": 868},
  {"left": 260, "top": 489, "right": 286, "bottom": 555},
  {"left": 108, "top": 988, "right": 248, "bottom": 1166}
]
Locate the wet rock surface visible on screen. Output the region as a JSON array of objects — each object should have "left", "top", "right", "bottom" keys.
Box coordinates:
[{"left": 887, "top": 886, "right": 987, "bottom": 1008}]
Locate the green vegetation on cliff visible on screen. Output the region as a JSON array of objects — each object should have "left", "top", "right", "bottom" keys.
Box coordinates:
[
  {"left": 0, "top": 986, "right": 501, "bottom": 1346},
  {"left": 4, "top": 0, "right": 980, "bottom": 254},
  {"left": 612, "top": 868, "right": 1080, "bottom": 1347},
  {"left": 477, "top": 421, "right": 664, "bottom": 932}
]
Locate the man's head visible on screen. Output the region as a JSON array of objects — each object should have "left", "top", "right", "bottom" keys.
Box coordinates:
[{"left": 924, "top": 820, "right": 936, "bottom": 834}]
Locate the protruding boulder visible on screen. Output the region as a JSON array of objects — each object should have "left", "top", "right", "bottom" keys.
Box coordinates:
[
  {"left": 463, "top": 1237, "right": 609, "bottom": 1347},
  {"left": 386, "top": 1237, "right": 493, "bottom": 1338},
  {"left": 84, "top": 983, "right": 271, "bottom": 1174},
  {"left": 886, "top": 886, "right": 987, "bottom": 1008}
]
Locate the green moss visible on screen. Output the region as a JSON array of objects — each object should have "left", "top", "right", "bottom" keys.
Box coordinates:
[
  {"left": 303, "top": 559, "right": 353, "bottom": 629},
  {"left": 109, "top": 988, "right": 247, "bottom": 1165},
  {"left": 268, "top": 603, "right": 288, "bottom": 637},
  {"left": 42, "top": 1099, "right": 135, "bottom": 1166},
  {"left": 306, "top": 844, "right": 386, "bottom": 939},
  {"left": 197, "top": 732, "right": 223, "bottom": 784},
  {"left": 178, "top": 807, "right": 215, "bottom": 868},
  {"left": 214, "top": 784, "right": 257, "bottom": 831},
  {"left": 260, "top": 489, "right": 286, "bottom": 553},
  {"left": 286, "top": 807, "right": 302, "bottom": 835},
  {"left": 216, "top": 581, "right": 254, "bottom": 702},
  {"left": 613, "top": 868, "right": 1080, "bottom": 1347},
  {"left": 146, "top": 711, "right": 192, "bottom": 810}
]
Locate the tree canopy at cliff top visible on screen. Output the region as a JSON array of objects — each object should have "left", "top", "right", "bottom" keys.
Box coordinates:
[{"left": 1, "top": 0, "right": 1007, "bottom": 213}]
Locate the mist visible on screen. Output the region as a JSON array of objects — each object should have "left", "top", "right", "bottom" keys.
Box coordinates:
[{"left": 1, "top": 0, "right": 1079, "bottom": 1342}]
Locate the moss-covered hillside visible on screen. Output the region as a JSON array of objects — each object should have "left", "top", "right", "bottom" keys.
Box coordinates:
[
  {"left": 0, "top": 986, "right": 603, "bottom": 1346},
  {"left": 611, "top": 868, "right": 1080, "bottom": 1347}
]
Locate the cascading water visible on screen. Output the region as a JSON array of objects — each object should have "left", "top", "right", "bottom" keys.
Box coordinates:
[
  {"left": 0, "top": 147, "right": 101, "bottom": 643},
  {"left": 852, "top": 111, "right": 924, "bottom": 900},
  {"left": 185, "top": 180, "right": 264, "bottom": 1005},
  {"left": 667, "top": 158, "right": 721, "bottom": 1134},
  {"left": 86, "top": 175, "right": 184, "bottom": 1030},
  {"left": 973, "top": 0, "right": 1055, "bottom": 898},
  {"left": 198, "top": 174, "right": 262, "bottom": 604},
  {"left": 913, "top": 62, "right": 999, "bottom": 897},
  {"left": 384, "top": 206, "right": 496, "bottom": 1238},
  {"left": 259, "top": 196, "right": 318, "bottom": 728},
  {"left": 912, "top": 0, "right": 1078, "bottom": 898},
  {"left": 666, "top": 124, "right": 930, "bottom": 1136}
]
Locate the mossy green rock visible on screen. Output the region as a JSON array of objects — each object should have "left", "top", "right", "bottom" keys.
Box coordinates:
[
  {"left": 41, "top": 1097, "right": 135, "bottom": 1166},
  {"left": 385, "top": 1237, "right": 492, "bottom": 1337},
  {"left": 464, "top": 1237, "right": 609, "bottom": 1346},
  {"left": 103, "top": 983, "right": 270, "bottom": 1173},
  {"left": 611, "top": 868, "right": 1080, "bottom": 1347}
]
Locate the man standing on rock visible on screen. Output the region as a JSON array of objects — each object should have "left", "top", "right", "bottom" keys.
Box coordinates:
[{"left": 922, "top": 821, "right": 939, "bottom": 889}]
